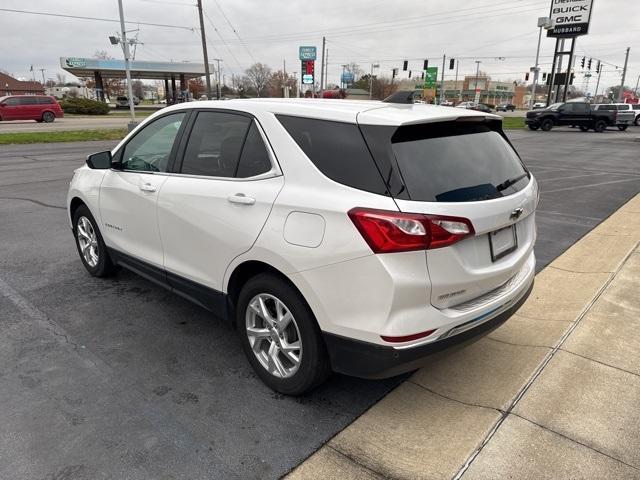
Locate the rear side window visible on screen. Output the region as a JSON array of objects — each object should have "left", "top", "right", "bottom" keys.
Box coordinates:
[
  {"left": 236, "top": 123, "right": 272, "bottom": 178},
  {"left": 181, "top": 111, "right": 251, "bottom": 177},
  {"left": 276, "top": 115, "right": 388, "bottom": 195},
  {"left": 37, "top": 97, "right": 55, "bottom": 105},
  {"left": 21, "top": 97, "right": 39, "bottom": 105},
  {"left": 390, "top": 122, "right": 529, "bottom": 202}
]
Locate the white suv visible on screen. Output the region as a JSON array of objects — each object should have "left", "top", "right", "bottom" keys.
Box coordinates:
[{"left": 67, "top": 98, "right": 537, "bottom": 394}]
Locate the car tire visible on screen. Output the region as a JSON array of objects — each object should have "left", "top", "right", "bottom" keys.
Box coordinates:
[
  {"left": 237, "top": 273, "right": 331, "bottom": 395},
  {"left": 528, "top": 124, "right": 540, "bottom": 131},
  {"left": 579, "top": 125, "right": 590, "bottom": 132},
  {"left": 42, "top": 111, "right": 55, "bottom": 123},
  {"left": 594, "top": 120, "right": 607, "bottom": 133},
  {"left": 618, "top": 125, "right": 628, "bottom": 131},
  {"left": 634, "top": 116, "right": 639, "bottom": 126},
  {"left": 72, "top": 205, "right": 117, "bottom": 277},
  {"left": 540, "top": 118, "right": 553, "bottom": 131}
]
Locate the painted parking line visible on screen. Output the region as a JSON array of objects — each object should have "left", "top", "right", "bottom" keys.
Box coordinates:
[{"left": 542, "top": 177, "right": 640, "bottom": 194}]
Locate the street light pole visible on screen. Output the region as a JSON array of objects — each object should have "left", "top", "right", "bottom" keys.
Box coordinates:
[
  {"left": 211, "top": 58, "right": 222, "bottom": 99},
  {"left": 530, "top": 17, "right": 549, "bottom": 109},
  {"left": 369, "top": 63, "right": 379, "bottom": 99},
  {"left": 117, "top": 0, "right": 136, "bottom": 127}
]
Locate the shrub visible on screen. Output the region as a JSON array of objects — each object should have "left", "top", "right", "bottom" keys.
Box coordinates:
[{"left": 59, "top": 98, "right": 110, "bottom": 115}]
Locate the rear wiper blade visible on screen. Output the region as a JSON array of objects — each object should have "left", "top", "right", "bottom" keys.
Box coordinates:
[{"left": 496, "top": 173, "right": 528, "bottom": 191}]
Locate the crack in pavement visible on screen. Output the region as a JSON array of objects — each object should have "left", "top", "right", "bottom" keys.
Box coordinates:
[{"left": 0, "top": 197, "right": 66, "bottom": 210}]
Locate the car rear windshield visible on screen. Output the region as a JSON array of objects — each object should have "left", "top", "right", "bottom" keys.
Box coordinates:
[{"left": 388, "top": 122, "right": 529, "bottom": 202}]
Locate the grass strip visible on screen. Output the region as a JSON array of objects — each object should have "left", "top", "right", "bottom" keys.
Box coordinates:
[
  {"left": 501, "top": 117, "right": 525, "bottom": 129},
  {"left": 0, "top": 129, "right": 127, "bottom": 145}
]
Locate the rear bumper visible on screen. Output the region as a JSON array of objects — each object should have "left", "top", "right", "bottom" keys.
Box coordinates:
[{"left": 323, "top": 278, "right": 534, "bottom": 379}]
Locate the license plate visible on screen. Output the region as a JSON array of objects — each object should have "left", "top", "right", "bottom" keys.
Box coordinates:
[{"left": 489, "top": 224, "right": 518, "bottom": 262}]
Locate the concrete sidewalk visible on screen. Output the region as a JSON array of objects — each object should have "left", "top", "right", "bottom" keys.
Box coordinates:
[{"left": 288, "top": 194, "right": 640, "bottom": 480}]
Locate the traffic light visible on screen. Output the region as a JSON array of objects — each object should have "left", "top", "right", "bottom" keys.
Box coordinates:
[
  {"left": 580, "top": 56, "right": 585, "bottom": 68},
  {"left": 449, "top": 58, "right": 455, "bottom": 70},
  {"left": 392, "top": 68, "right": 398, "bottom": 78},
  {"left": 525, "top": 72, "right": 529, "bottom": 81},
  {"left": 542, "top": 72, "right": 547, "bottom": 81},
  {"left": 423, "top": 59, "right": 428, "bottom": 70},
  {"left": 403, "top": 60, "right": 408, "bottom": 71},
  {"left": 421, "top": 71, "right": 425, "bottom": 80},
  {"left": 570, "top": 72, "right": 575, "bottom": 85},
  {"left": 587, "top": 58, "right": 592, "bottom": 70},
  {"left": 596, "top": 61, "right": 601, "bottom": 73},
  {"left": 408, "top": 70, "right": 412, "bottom": 78}
]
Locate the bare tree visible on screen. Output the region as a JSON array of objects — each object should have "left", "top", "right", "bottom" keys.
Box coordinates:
[
  {"left": 55, "top": 73, "right": 67, "bottom": 86},
  {"left": 344, "top": 62, "right": 364, "bottom": 83},
  {"left": 245, "top": 63, "right": 272, "bottom": 97},
  {"left": 268, "top": 70, "right": 298, "bottom": 97}
]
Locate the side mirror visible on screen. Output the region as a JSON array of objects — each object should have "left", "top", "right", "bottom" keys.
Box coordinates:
[{"left": 86, "top": 151, "right": 112, "bottom": 169}]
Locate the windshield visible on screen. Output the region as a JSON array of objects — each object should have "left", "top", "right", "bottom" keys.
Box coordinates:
[
  {"left": 547, "top": 103, "right": 563, "bottom": 111},
  {"left": 388, "top": 122, "right": 530, "bottom": 202}
]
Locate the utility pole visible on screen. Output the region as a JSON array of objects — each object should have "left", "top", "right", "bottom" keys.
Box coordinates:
[
  {"left": 439, "top": 54, "right": 446, "bottom": 104},
  {"left": 454, "top": 59, "right": 460, "bottom": 102},
  {"left": 320, "top": 36, "right": 326, "bottom": 93},
  {"left": 211, "top": 58, "right": 222, "bottom": 99},
  {"left": 618, "top": 47, "right": 630, "bottom": 102},
  {"left": 530, "top": 17, "right": 549, "bottom": 109},
  {"left": 324, "top": 49, "right": 329, "bottom": 90},
  {"left": 39, "top": 68, "right": 46, "bottom": 86},
  {"left": 196, "top": 0, "right": 212, "bottom": 99},
  {"left": 634, "top": 74, "right": 640, "bottom": 96},
  {"left": 117, "top": 0, "right": 136, "bottom": 127}
]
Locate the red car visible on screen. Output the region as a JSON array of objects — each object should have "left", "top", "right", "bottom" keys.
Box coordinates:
[{"left": 0, "top": 95, "right": 64, "bottom": 123}]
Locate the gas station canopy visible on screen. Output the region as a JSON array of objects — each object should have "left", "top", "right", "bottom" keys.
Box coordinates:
[{"left": 60, "top": 57, "right": 212, "bottom": 80}]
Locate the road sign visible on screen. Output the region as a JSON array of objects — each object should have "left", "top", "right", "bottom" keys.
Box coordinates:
[
  {"left": 299, "top": 46, "right": 317, "bottom": 61},
  {"left": 423, "top": 67, "right": 438, "bottom": 88},
  {"left": 341, "top": 72, "right": 354, "bottom": 84},
  {"left": 547, "top": 0, "right": 594, "bottom": 37}
]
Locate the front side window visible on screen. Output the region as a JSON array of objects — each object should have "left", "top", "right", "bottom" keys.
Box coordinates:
[
  {"left": 573, "top": 103, "right": 589, "bottom": 113},
  {"left": 121, "top": 112, "right": 185, "bottom": 172},
  {"left": 4, "top": 97, "right": 19, "bottom": 106},
  {"left": 181, "top": 111, "right": 251, "bottom": 177}
]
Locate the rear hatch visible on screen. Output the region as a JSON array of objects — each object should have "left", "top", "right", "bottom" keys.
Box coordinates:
[{"left": 359, "top": 118, "right": 537, "bottom": 309}]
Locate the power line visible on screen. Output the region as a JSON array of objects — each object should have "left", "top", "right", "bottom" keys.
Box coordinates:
[
  {"left": 203, "top": 11, "right": 245, "bottom": 71},
  {"left": 0, "top": 7, "right": 196, "bottom": 31},
  {"left": 210, "top": 0, "right": 256, "bottom": 64}
]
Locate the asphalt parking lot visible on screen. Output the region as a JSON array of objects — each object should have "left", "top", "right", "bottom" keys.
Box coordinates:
[{"left": 0, "top": 127, "right": 639, "bottom": 479}]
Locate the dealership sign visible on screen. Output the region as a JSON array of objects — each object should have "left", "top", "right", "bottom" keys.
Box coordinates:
[{"left": 547, "top": 0, "right": 594, "bottom": 37}]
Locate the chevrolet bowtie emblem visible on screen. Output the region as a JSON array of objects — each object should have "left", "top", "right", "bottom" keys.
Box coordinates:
[{"left": 510, "top": 207, "right": 524, "bottom": 220}]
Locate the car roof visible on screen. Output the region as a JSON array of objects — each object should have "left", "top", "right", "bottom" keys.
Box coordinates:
[{"left": 159, "top": 98, "right": 501, "bottom": 126}]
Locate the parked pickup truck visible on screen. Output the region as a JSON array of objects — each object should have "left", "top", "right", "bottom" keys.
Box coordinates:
[
  {"left": 525, "top": 102, "right": 616, "bottom": 132},
  {"left": 593, "top": 104, "right": 636, "bottom": 130}
]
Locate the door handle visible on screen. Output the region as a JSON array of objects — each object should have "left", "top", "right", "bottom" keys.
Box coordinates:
[
  {"left": 139, "top": 183, "right": 156, "bottom": 192},
  {"left": 227, "top": 193, "right": 255, "bottom": 205}
]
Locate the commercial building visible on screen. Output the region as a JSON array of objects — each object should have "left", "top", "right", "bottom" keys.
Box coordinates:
[{"left": 0, "top": 72, "right": 45, "bottom": 96}]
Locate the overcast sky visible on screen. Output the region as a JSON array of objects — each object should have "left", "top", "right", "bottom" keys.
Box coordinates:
[{"left": 1, "top": 0, "right": 638, "bottom": 95}]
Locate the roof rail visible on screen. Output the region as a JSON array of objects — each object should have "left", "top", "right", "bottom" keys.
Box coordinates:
[{"left": 382, "top": 90, "right": 418, "bottom": 104}]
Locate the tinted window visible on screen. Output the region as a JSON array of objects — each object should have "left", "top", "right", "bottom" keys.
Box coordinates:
[
  {"left": 390, "top": 122, "right": 529, "bottom": 202},
  {"left": 236, "top": 122, "right": 272, "bottom": 178},
  {"left": 181, "top": 111, "right": 251, "bottom": 177},
  {"left": 597, "top": 105, "right": 615, "bottom": 111},
  {"left": 562, "top": 103, "right": 575, "bottom": 112},
  {"left": 20, "top": 97, "right": 39, "bottom": 105},
  {"left": 4, "top": 97, "right": 19, "bottom": 106},
  {"left": 277, "top": 115, "right": 388, "bottom": 194},
  {"left": 121, "top": 112, "right": 185, "bottom": 172},
  {"left": 633, "top": 105, "right": 640, "bottom": 110},
  {"left": 573, "top": 103, "right": 589, "bottom": 113},
  {"left": 37, "top": 97, "right": 54, "bottom": 105}
]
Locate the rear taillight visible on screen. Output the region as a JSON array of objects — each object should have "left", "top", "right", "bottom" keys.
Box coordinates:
[{"left": 348, "top": 207, "right": 474, "bottom": 253}]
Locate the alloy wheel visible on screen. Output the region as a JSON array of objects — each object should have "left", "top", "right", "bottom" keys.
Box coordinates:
[
  {"left": 76, "top": 216, "right": 99, "bottom": 267},
  {"left": 245, "top": 293, "right": 302, "bottom": 379}
]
